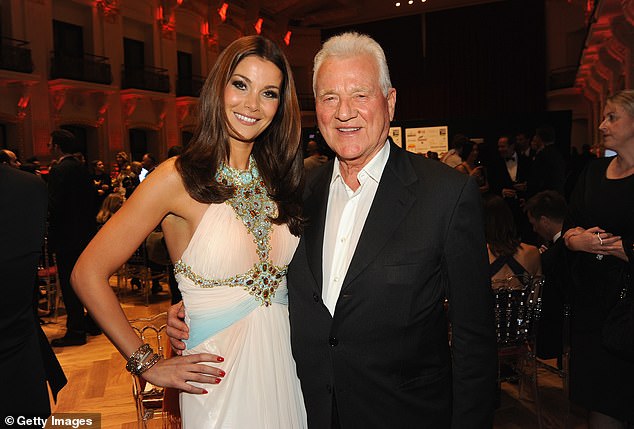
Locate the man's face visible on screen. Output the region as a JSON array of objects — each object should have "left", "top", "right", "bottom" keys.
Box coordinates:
[
  {"left": 48, "top": 139, "right": 60, "bottom": 158},
  {"left": 314, "top": 54, "right": 396, "bottom": 167},
  {"left": 142, "top": 155, "right": 152, "bottom": 169},
  {"left": 527, "top": 213, "right": 549, "bottom": 242},
  {"left": 531, "top": 135, "right": 542, "bottom": 152},
  {"left": 497, "top": 137, "right": 513, "bottom": 158},
  {"left": 515, "top": 134, "right": 529, "bottom": 152}
]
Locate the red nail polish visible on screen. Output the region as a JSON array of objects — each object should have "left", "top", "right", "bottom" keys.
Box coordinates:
[
  {"left": 202, "top": 389, "right": 208, "bottom": 394},
  {"left": 215, "top": 378, "right": 222, "bottom": 384},
  {"left": 217, "top": 356, "right": 224, "bottom": 362},
  {"left": 218, "top": 370, "right": 226, "bottom": 377}
]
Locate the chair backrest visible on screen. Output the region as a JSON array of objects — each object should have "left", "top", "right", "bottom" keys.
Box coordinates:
[
  {"left": 127, "top": 242, "right": 149, "bottom": 267},
  {"left": 129, "top": 312, "right": 168, "bottom": 357},
  {"left": 491, "top": 274, "right": 544, "bottom": 347}
]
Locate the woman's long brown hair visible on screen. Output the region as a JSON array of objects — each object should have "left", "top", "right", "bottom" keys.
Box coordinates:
[{"left": 176, "top": 35, "right": 304, "bottom": 236}]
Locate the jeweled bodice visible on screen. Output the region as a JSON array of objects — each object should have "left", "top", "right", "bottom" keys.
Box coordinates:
[{"left": 174, "top": 156, "right": 287, "bottom": 306}]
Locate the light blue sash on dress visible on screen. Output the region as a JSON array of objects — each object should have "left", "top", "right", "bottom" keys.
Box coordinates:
[{"left": 185, "top": 287, "right": 288, "bottom": 349}]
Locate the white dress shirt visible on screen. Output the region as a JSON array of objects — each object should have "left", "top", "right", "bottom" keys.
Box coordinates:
[
  {"left": 322, "top": 141, "right": 390, "bottom": 315},
  {"left": 505, "top": 152, "right": 518, "bottom": 182}
]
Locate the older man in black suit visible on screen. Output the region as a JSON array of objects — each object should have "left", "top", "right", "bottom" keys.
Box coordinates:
[
  {"left": 0, "top": 163, "right": 66, "bottom": 418},
  {"left": 48, "top": 129, "right": 99, "bottom": 346},
  {"left": 286, "top": 32, "right": 496, "bottom": 429}
]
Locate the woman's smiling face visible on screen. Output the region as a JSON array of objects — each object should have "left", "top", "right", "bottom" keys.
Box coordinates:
[{"left": 224, "top": 55, "right": 283, "bottom": 148}]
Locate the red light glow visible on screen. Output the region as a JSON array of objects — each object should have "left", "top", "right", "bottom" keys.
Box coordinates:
[
  {"left": 218, "top": 3, "right": 228, "bottom": 22},
  {"left": 254, "top": 18, "right": 263, "bottom": 34},
  {"left": 283, "top": 30, "right": 292, "bottom": 46}
]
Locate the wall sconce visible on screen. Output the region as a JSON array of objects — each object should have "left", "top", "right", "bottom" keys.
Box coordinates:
[
  {"left": 283, "top": 30, "right": 292, "bottom": 46},
  {"left": 95, "top": 0, "right": 120, "bottom": 21},
  {"left": 218, "top": 2, "right": 229, "bottom": 22},
  {"left": 254, "top": 18, "right": 263, "bottom": 35},
  {"left": 202, "top": 22, "right": 218, "bottom": 46},
  {"left": 157, "top": 6, "right": 175, "bottom": 38}
]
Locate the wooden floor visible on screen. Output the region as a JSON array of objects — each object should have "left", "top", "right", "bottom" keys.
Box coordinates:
[{"left": 42, "top": 279, "right": 589, "bottom": 429}]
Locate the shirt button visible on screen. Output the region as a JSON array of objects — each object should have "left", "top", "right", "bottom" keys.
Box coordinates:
[
  {"left": 313, "top": 292, "right": 320, "bottom": 302},
  {"left": 329, "top": 337, "right": 338, "bottom": 347},
  {"left": 340, "top": 237, "right": 346, "bottom": 243},
  {"left": 333, "top": 276, "right": 339, "bottom": 282}
]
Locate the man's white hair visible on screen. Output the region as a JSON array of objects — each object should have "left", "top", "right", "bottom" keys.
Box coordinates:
[{"left": 313, "top": 32, "right": 392, "bottom": 97}]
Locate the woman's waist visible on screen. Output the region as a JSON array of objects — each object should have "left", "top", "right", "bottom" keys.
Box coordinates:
[{"left": 183, "top": 300, "right": 290, "bottom": 350}]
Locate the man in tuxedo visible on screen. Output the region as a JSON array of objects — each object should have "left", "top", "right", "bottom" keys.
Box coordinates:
[
  {"left": 168, "top": 32, "right": 497, "bottom": 428},
  {"left": 488, "top": 134, "right": 536, "bottom": 243},
  {"left": 515, "top": 131, "right": 534, "bottom": 160},
  {"left": 526, "top": 190, "right": 568, "bottom": 363},
  {"left": 0, "top": 163, "right": 66, "bottom": 418},
  {"left": 47, "top": 129, "right": 99, "bottom": 346},
  {"left": 287, "top": 32, "right": 496, "bottom": 429},
  {"left": 488, "top": 134, "right": 531, "bottom": 199}
]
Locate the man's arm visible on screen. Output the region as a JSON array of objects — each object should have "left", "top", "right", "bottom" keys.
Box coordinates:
[
  {"left": 167, "top": 301, "right": 189, "bottom": 355},
  {"left": 445, "top": 177, "right": 498, "bottom": 428}
]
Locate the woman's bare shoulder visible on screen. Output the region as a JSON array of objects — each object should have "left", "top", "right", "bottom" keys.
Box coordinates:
[{"left": 517, "top": 243, "right": 542, "bottom": 275}]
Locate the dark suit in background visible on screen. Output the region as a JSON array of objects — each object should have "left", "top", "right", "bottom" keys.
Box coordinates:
[
  {"left": 487, "top": 152, "right": 531, "bottom": 197},
  {"left": 288, "top": 143, "right": 497, "bottom": 428},
  {"left": 536, "top": 236, "right": 567, "bottom": 361},
  {"left": 488, "top": 152, "right": 535, "bottom": 243},
  {"left": 48, "top": 154, "right": 97, "bottom": 343},
  {"left": 527, "top": 144, "right": 566, "bottom": 199},
  {"left": 0, "top": 165, "right": 66, "bottom": 417}
]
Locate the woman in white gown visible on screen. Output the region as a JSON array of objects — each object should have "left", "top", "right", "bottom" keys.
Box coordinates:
[{"left": 72, "top": 36, "right": 307, "bottom": 428}]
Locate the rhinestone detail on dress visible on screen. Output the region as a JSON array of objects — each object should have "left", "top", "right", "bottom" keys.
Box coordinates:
[{"left": 174, "top": 155, "right": 287, "bottom": 306}]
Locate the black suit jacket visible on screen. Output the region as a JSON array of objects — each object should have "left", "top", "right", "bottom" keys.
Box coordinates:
[
  {"left": 487, "top": 152, "right": 531, "bottom": 197},
  {"left": 527, "top": 144, "right": 566, "bottom": 198},
  {"left": 536, "top": 237, "right": 567, "bottom": 360},
  {"left": 47, "top": 155, "right": 97, "bottom": 253},
  {"left": 0, "top": 165, "right": 66, "bottom": 416},
  {"left": 288, "top": 143, "right": 497, "bottom": 429}
]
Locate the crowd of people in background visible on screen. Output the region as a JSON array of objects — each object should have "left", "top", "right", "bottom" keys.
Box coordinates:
[{"left": 1, "top": 140, "right": 184, "bottom": 345}]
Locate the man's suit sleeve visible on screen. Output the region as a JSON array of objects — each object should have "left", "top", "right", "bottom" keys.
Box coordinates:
[{"left": 444, "top": 177, "right": 498, "bottom": 428}]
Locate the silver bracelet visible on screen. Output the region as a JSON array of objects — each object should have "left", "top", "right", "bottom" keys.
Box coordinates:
[
  {"left": 134, "top": 353, "right": 162, "bottom": 376},
  {"left": 126, "top": 343, "right": 153, "bottom": 375}
]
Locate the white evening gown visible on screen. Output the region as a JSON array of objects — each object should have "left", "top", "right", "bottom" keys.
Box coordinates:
[{"left": 175, "top": 201, "right": 306, "bottom": 428}]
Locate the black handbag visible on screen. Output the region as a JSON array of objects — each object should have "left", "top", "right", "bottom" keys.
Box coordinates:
[{"left": 602, "top": 270, "right": 634, "bottom": 361}]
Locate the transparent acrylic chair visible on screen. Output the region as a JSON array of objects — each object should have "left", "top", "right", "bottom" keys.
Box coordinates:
[
  {"left": 128, "top": 312, "right": 168, "bottom": 428},
  {"left": 492, "top": 274, "right": 544, "bottom": 429}
]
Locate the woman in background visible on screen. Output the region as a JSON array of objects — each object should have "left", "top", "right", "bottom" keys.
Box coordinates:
[
  {"left": 455, "top": 140, "right": 488, "bottom": 193},
  {"left": 484, "top": 193, "right": 541, "bottom": 282},
  {"left": 96, "top": 193, "right": 123, "bottom": 226},
  {"left": 563, "top": 89, "right": 634, "bottom": 428}
]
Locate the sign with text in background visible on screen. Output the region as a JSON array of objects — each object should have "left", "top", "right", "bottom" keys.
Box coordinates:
[
  {"left": 388, "top": 127, "right": 402, "bottom": 147},
  {"left": 405, "top": 126, "right": 448, "bottom": 155}
]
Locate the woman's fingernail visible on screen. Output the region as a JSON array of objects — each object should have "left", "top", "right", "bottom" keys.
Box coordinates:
[
  {"left": 202, "top": 389, "right": 208, "bottom": 394},
  {"left": 215, "top": 378, "right": 222, "bottom": 384},
  {"left": 218, "top": 370, "right": 225, "bottom": 377},
  {"left": 217, "top": 356, "right": 224, "bottom": 362}
]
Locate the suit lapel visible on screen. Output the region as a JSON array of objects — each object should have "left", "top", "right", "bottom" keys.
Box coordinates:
[
  {"left": 303, "top": 163, "right": 333, "bottom": 293},
  {"left": 342, "top": 143, "right": 417, "bottom": 289}
]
